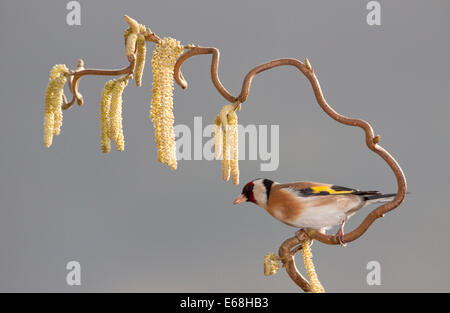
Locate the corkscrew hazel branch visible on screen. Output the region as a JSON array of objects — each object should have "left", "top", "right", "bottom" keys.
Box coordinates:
[
  {"left": 60, "top": 16, "right": 181, "bottom": 112},
  {"left": 62, "top": 16, "right": 155, "bottom": 111},
  {"left": 62, "top": 59, "right": 136, "bottom": 110},
  {"left": 174, "top": 46, "right": 237, "bottom": 103},
  {"left": 172, "top": 44, "right": 407, "bottom": 291},
  {"left": 173, "top": 51, "right": 407, "bottom": 246},
  {"left": 278, "top": 236, "right": 312, "bottom": 293}
]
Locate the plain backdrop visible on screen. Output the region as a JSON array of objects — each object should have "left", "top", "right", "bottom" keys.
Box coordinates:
[{"left": 0, "top": 0, "right": 449, "bottom": 292}]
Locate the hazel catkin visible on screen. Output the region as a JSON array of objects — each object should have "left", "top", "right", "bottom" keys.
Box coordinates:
[
  {"left": 109, "top": 77, "right": 129, "bottom": 151},
  {"left": 150, "top": 37, "right": 184, "bottom": 170},
  {"left": 134, "top": 34, "right": 146, "bottom": 87},
  {"left": 222, "top": 125, "right": 230, "bottom": 181},
  {"left": 264, "top": 253, "right": 281, "bottom": 276},
  {"left": 100, "top": 80, "right": 115, "bottom": 153},
  {"left": 44, "top": 64, "right": 68, "bottom": 147},
  {"left": 125, "top": 33, "right": 138, "bottom": 59},
  {"left": 214, "top": 104, "right": 240, "bottom": 184},
  {"left": 301, "top": 239, "right": 325, "bottom": 293},
  {"left": 214, "top": 116, "right": 223, "bottom": 160},
  {"left": 228, "top": 111, "right": 239, "bottom": 185}
]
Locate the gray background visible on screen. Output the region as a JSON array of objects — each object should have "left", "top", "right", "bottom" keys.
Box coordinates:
[{"left": 0, "top": 0, "right": 448, "bottom": 292}]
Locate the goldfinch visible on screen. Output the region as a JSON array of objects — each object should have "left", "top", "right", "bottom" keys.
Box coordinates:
[{"left": 233, "top": 179, "right": 398, "bottom": 246}]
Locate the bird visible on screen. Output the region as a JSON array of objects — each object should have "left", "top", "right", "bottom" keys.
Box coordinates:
[{"left": 233, "top": 178, "right": 399, "bottom": 246}]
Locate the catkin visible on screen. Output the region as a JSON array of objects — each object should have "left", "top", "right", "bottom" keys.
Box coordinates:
[
  {"left": 214, "top": 116, "right": 223, "bottom": 160},
  {"left": 150, "top": 37, "right": 184, "bottom": 170},
  {"left": 228, "top": 111, "right": 239, "bottom": 185},
  {"left": 53, "top": 98, "right": 63, "bottom": 136},
  {"left": 109, "top": 77, "right": 129, "bottom": 151},
  {"left": 100, "top": 80, "right": 115, "bottom": 153},
  {"left": 135, "top": 34, "right": 146, "bottom": 87},
  {"left": 301, "top": 239, "right": 325, "bottom": 293},
  {"left": 44, "top": 64, "right": 68, "bottom": 147},
  {"left": 124, "top": 15, "right": 140, "bottom": 34},
  {"left": 264, "top": 253, "right": 280, "bottom": 276},
  {"left": 124, "top": 27, "right": 133, "bottom": 46},
  {"left": 214, "top": 104, "right": 239, "bottom": 184},
  {"left": 125, "top": 33, "right": 138, "bottom": 58},
  {"left": 222, "top": 125, "right": 230, "bottom": 181}
]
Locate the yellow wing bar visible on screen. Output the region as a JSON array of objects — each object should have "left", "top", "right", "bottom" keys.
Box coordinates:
[{"left": 310, "top": 185, "right": 355, "bottom": 195}]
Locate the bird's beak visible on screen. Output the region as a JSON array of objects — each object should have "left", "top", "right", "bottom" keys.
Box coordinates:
[{"left": 233, "top": 194, "right": 247, "bottom": 205}]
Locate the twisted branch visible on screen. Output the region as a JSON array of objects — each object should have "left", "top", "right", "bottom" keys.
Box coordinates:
[
  {"left": 236, "top": 58, "right": 407, "bottom": 245},
  {"left": 173, "top": 46, "right": 407, "bottom": 290},
  {"left": 62, "top": 15, "right": 161, "bottom": 110},
  {"left": 174, "top": 46, "right": 236, "bottom": 102},
  {"left": 278, "top": 236, "right": 311, "bottom": 292},
  {"left": 62, "top": 59, "right": 136, "bottom": 110}
]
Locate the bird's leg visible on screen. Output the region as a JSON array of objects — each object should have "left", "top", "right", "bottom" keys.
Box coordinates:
[{"left": 334, "top": 220, "right": 347, "bottom": 247}]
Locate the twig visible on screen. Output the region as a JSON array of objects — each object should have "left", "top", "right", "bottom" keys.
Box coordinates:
[
  {"left": 62, "top": 59, "right": 135, "bottom": 110},
  {"left": 278, "top": 236, "right": 311, "bottom": 292},
  {"left": 174, "top": 46, "right": 236, "bottom": 103},
  {"left": 62, "top": 15, "right": 161, "bottom": 110}
]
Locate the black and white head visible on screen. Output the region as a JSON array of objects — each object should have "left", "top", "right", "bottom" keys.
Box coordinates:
[{"left": 233, "top": 178, "right": 275, "bottom": 209}]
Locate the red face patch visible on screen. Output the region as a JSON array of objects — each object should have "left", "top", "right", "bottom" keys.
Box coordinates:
[{"left": 242, "top": 182, "right": 256, "bottom": 204}]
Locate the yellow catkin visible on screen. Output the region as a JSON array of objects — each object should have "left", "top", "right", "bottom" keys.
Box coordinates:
[
  {"left": 135, "top": 34, "right": 146, "bottom": 87},
  {"left": 53, "top": 99, "right": 63, "bottom": 136},
  {"left": 213, "top": 116, "right": 222, "bottom": 160},
  {"left": 264, "top": 253, "right": 280, "bottom": 276},
  {"left": 215, "top": 104, "right": 240, "bottom": 182},
  {"left": 139, "top": 24, "right": 147, "bottom": 33},
  {"left": 301, "top": 239, "right": 325, "bottom": 293},
  {"left": 150, "top": 37, "right": 184, "bottom": 170},
  {"left": 126, "top": 33, "right": 138, "bottom": 58},
  {"left": 124, "top": 15, "right": 140, "bottom": 34},
  {"left": 115, "top": 129, "right": 125, "bottom": 152},
  {"left": 215, "top": 104, "right": 239, "bottom": 182},
  {"left": 44, "top": 64, "right": 68, "bottom": 147},
  {"left": 109, "top": 77, "right": 129, "bottom": 151},
  {"left": 100, "top": 80, "right": 115, "bottom": 153},
  {"left": 228, "top": 111, "right": 239, "bottom": 185},
  {"left": 218, "top": 104, "right": 234, "bottom": 128},
  {"left": 49, "top": 64, "right": 68, "bottom": 79},
  {"left": 222, "top": 125, "right": 230, "bottom": 181},
  {"left": 124, "top": 27, "right": 133, "bottom": 46}
]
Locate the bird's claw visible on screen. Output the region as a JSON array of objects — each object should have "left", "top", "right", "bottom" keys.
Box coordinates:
[
  {"left": 334, "top": 230, "right": 347, "bottom": 247},
  {"left": 334, "top": 220, "right": 347, "bottom": 247}
]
